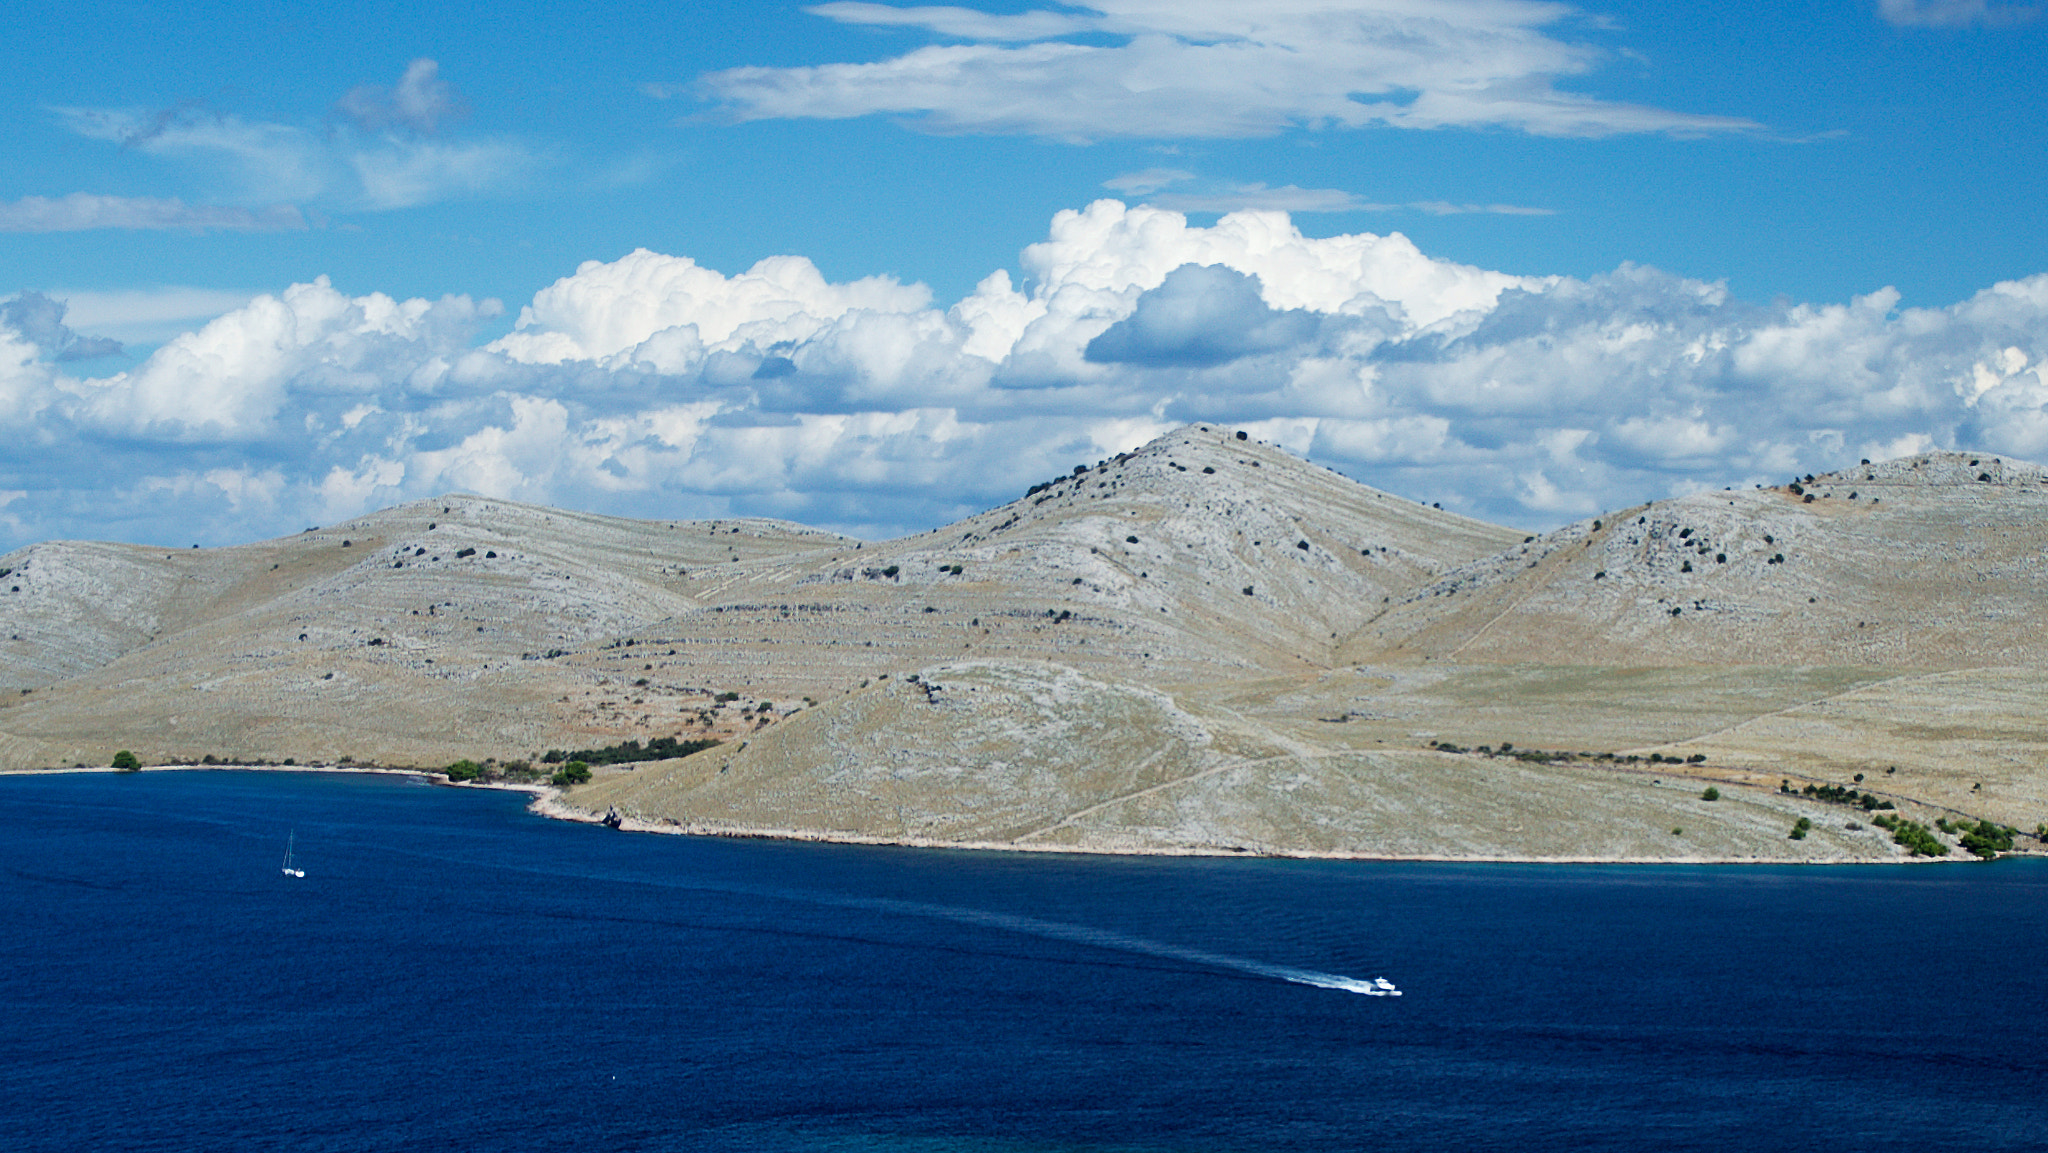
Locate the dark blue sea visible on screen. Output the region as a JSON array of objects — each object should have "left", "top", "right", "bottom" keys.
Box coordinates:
[{"left": 2, "top": 770, "right": 2044, "bottom": 1152}]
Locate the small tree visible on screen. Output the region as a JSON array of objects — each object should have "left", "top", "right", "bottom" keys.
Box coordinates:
[
  {"left": 1701, "top": 786, "right": 1721, "bottom": 802},
  {"left": 111, "top": 750, "right": 141, "bottom": 771},
  {"left": 445, "top": 759, "right": 483, "bottom": 782},
  {"left": 550, "top": 760, "right": 591, "bottom": 787}
]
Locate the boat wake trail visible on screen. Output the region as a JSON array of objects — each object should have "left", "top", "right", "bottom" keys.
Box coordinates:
[
  {"left": 842, "top": 895, "right": 1402, "bottom": 996},
  {"left": 410, "top": 846, "right": 1400, "bottom": 996}
]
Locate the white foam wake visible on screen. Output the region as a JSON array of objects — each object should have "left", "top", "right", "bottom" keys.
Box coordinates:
[
  {"left": 845, "top": 895, "right": 1402, "bottom": 996},
  {"left": 455, "top": 853, "right": 1402, "bottom": 996}
]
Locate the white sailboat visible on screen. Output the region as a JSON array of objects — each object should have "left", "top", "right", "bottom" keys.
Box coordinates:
[{"left": 281, "top": 831, "right": 305, "bottom": 878}]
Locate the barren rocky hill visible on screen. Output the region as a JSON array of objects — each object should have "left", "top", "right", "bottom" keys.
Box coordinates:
[
  {"left": 5, "top": 430, "right": 2044, "bottom": 863},
  {"left": 1350, "top": 451, "right": 2048, "bottom": 668},
  {"left": 0, "top": 426, "right": 1511, "bottom": 767},
  {"left": 0, "top": 496, "right": 857, "bottom": 766},
  {"left": 595, "top": 425, "right": 1522, "bottom": 696}
]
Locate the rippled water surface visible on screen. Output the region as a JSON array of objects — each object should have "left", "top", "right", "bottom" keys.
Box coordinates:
[{"left": 2, "top": 769, "right": 2043, "bottom": 1152}]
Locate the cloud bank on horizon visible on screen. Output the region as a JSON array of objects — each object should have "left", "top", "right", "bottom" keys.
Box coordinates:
[
  {"left": 5, "top": 1, "right": 2047, "bottom": 550},
  {"left": 6, "top": 200, "right": 2048, "bottom": 550}
]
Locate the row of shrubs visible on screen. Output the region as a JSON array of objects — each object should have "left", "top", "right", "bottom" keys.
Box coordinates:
[
  {"left": 1419, "top": 744, "right": 2037, "bottom": 860},
  {"left": 1779, "top": 782, "right": 2026, "bottom": 858},
  {"left": 447, "top": 758, "right": 589, "bottom": 788},
  {"left": 108, "top": 745, "right": 688, "bottom": 790},
  {"left": 1428, "top": 740, "right": 1705, "bottom": 767},
  {"left": 444, "top": 758, "right": 543, "bottom": 783},
  {"left": 110, "top": 751, "right": 318, "bottom": 770},
  {"left": 539, "top": 735, "right": 720, "bottom": 766},
  {"left": 1779, "top": 781, "right": 1896, "bottom": 811}
]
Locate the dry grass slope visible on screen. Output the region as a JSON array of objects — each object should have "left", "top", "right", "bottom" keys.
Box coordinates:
[{"left": 5, "top": 431, "right": 2044, "bottom": 862}]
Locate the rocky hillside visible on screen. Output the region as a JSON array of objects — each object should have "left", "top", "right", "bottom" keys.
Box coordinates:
[
  {"left": 5, "top": 431, "right": 2044, "bottom": 862},
  {"left": 1351, "top": 451, "right": 2048, "bottom": 668},
  {"left": 595, "top": 424, "right": 1523, "bottom": 697},
  {"left": 0, "top": 426, "right": 1513, "bottom": 769},
  {"left": 0, "top": 497, "right": 855, "bottom": 767}
]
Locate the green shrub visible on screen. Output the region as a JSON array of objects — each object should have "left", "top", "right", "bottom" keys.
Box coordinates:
[
  {"left": 445, "top": 759, "right": 483, "bottom": 782},
  {"left": 1701, "top": 786, "right": 1720, "bottom": 802},
  {"left": 550, "top": 761, "right": 591, "bottom": 787},
  {"left": 1789, "top": 817, "right": 1811, "bottom": 840},
  {"left": 1872, "top": 814, "right": 1947, "bottom": 857},
  {"left": 1958, "top": 819, "right": 2015, "bottom": 859},
  {"left": 111, "top": 750, "right": 140, "bottom": 771}
]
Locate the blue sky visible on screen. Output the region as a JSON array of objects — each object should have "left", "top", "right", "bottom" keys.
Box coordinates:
[{"left": 4, "top": 0, "right": 2047, "bottom": 549}]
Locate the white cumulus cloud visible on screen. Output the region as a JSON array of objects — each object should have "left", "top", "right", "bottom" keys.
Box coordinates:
[
  {"left": 490, "top": 249, "right": 932, "bottom": 367},
  {"left": 5, "top": 200, "right": 2048, "bottom": 551},
  {"left": 62, "top": 278, "right": 497, "bottom": 441}
]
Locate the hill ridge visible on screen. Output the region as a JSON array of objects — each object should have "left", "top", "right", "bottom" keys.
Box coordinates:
[{"left": 5, "top": 432, "right": 2046, "bottom": 863}]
